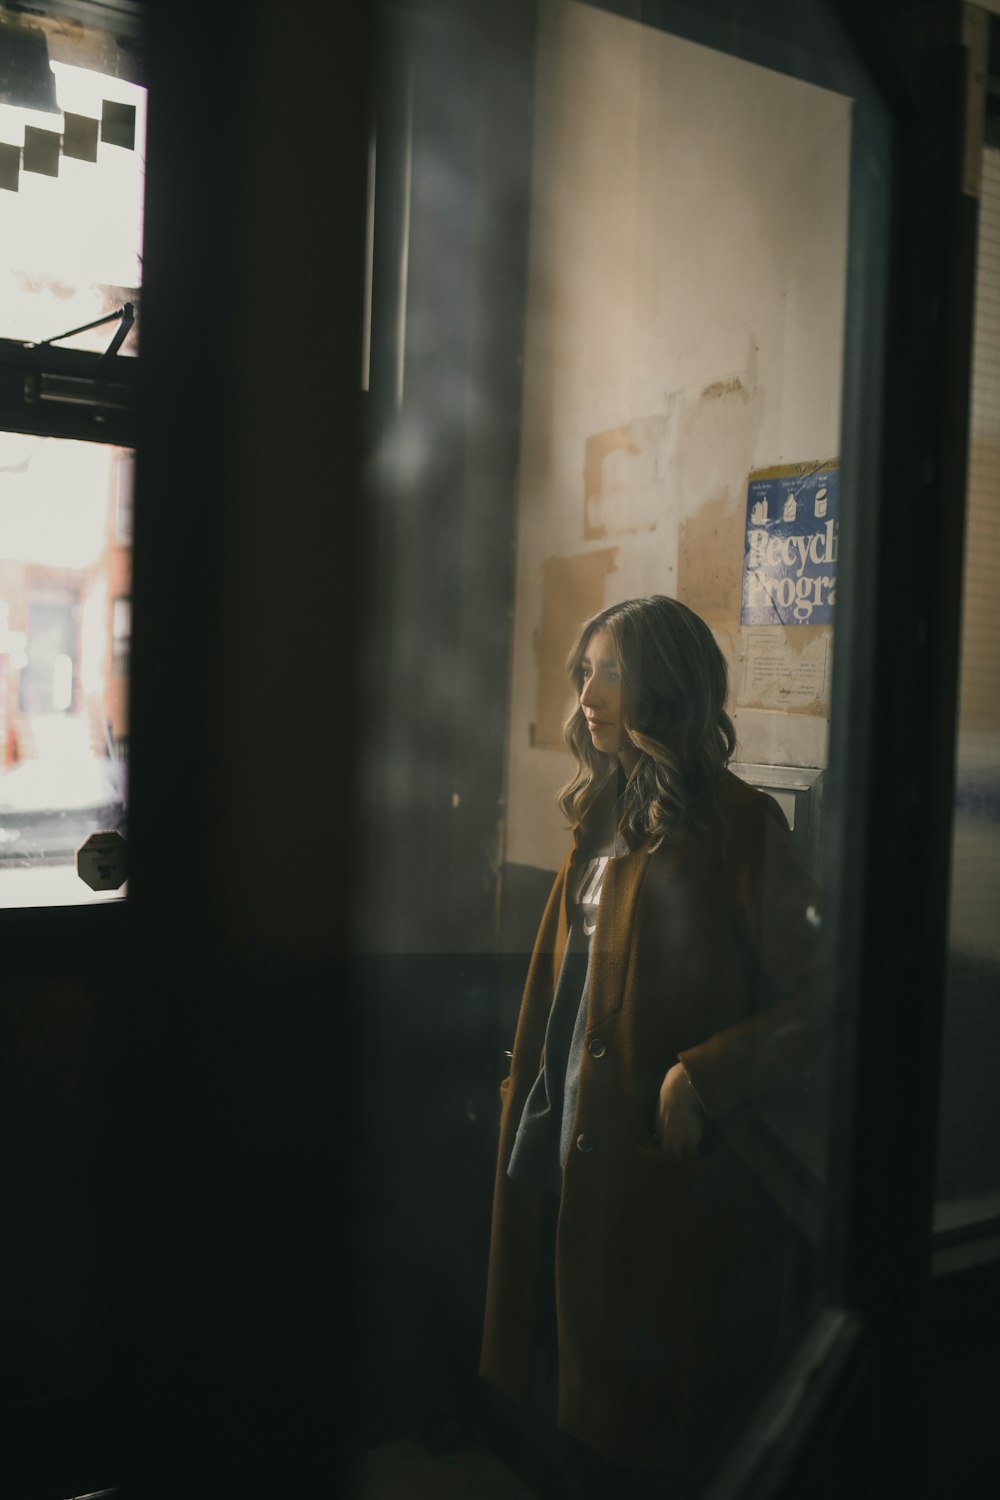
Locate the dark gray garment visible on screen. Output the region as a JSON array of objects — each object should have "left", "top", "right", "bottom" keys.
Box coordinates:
[
  {"left": 506, "top": 837, "right": 617, "bottom": 1196},
  {"left": 506, "top": 941, "right": 591, "bottom": 1195}
]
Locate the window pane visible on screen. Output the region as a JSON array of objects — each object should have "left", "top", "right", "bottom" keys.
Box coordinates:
[
  {"left": 488, "top": 5, "right": 858, "bottom": 1475},
  {"left": 361, "top": 0, "right": 888, "bottom": 1488},
  {"left": 0, "top": 436, "right": 129, "bottom": 905},
  {"left": 0, "top": 5, "right": 145, "bottom": 352},
  {"left": 936, "top": 142, "right": 1000, "bottom": 1218}
]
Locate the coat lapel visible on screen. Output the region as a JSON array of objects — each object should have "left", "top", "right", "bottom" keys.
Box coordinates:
[{"left": 551, "top": 850, "right": 572, "bottom": 986}]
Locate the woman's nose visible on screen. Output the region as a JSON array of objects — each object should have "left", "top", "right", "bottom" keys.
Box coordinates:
[{"left": 580, "top": 675, "right": 600, "bottom": 707}]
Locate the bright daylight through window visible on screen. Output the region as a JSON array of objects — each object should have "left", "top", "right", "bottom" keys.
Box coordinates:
[{"left": 0, "top": 8, "right": 144, "bottom": 906}]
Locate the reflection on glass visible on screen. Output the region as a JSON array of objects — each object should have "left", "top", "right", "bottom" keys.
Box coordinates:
[
  {"left": 363, "top": 0, "right": 885, "bottom": 1488},
  {"left": 478, "top": 0, "right": 851, "bottom": 1488},
  {"left": 0, "top": 436, "right": 130, "bottom": 906},
  {"left": 937, "top": 143, "right": 1000, "bottom": 1214},
  {"left": 0, "top": 5, "right": 145, "bottom": 352}
]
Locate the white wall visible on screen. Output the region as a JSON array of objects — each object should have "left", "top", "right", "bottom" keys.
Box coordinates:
[{"left": 504, "top": 0, "right": 851, "bottom": 872}]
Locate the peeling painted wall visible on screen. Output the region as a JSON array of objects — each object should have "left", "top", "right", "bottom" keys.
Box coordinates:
[
  {"left": 533, "top": 548, "right": 619, "bottom": 748},
  {"left": 504, "top": 0, "right": 851, "bottom": 873}
]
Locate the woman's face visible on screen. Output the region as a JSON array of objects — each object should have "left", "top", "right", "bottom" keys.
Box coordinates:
[{"left": 579, "top": 627, "right": 634, "bottom": 765}]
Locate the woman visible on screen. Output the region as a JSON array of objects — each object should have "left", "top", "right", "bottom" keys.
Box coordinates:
[{"left": 480, "top": 596, "right": 818, "bottom": 1496}]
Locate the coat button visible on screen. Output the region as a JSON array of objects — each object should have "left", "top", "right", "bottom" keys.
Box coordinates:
[
  {"left": 576, "top": 1133, "right": 596, "bottom": 1153},
  {"left": 588, "top": 1038, "right": 606, "bottom": 1058}
]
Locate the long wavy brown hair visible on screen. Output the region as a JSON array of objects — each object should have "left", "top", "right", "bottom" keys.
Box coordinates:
[{"left": 558, "top": 596, "right": 737, "bottom": 846}]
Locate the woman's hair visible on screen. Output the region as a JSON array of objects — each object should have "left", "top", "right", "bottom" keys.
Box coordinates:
[{"left": 558, "top": 596, "right": 736, "bottom": 846}]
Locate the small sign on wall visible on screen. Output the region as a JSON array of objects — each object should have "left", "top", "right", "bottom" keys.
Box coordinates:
[
  {"left": 77, "top": 830, "right": 127, "bottom": 892},
  {"left": 741, "top": 460, "right": 839, "bottom": 626},
  {"left": 740, "top": 627, "right": 830, "bottom": 712}
]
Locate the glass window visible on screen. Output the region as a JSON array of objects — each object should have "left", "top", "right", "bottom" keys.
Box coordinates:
[
  {"left": 486, "top": 4, "right": 880, "bottom": 1479},
  {"left": 0, "top": 5, "right": 145, "bottom": 352},
  {"left": 360, "top": 0, "right": 889, "bottom": 1490},
  {"left": 0, "top": 435, "right": 130, "bottom": 906},
  {"left": 0, "top": 5, "right": 140, "bottom": 908}
]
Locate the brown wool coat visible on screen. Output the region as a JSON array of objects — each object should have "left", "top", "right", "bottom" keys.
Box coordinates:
[{"left": 479, "top": 770, "right": 819, "bottom": 1469}]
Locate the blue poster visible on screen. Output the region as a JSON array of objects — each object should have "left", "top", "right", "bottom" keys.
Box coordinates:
[{"left": 741, "top": 461, "right": 839, "bottom": 626}]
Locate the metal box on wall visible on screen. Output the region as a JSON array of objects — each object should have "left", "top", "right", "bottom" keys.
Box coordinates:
[{"left": 731, "top": 762, "right": 825, "bottom": 881}]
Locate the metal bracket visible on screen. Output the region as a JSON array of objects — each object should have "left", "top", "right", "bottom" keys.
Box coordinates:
[{"left": 36, "top": 302, "right": 135, "bottom": 360}]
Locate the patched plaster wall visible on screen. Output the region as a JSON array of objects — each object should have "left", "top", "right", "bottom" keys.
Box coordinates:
[{"left": 504, "top": 0, "right": 851, "bottom": 872}]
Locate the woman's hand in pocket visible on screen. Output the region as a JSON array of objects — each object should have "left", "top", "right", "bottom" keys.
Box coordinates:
[{"left": 655, "top": 1063, "right": 705, "bottom": 1157}]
